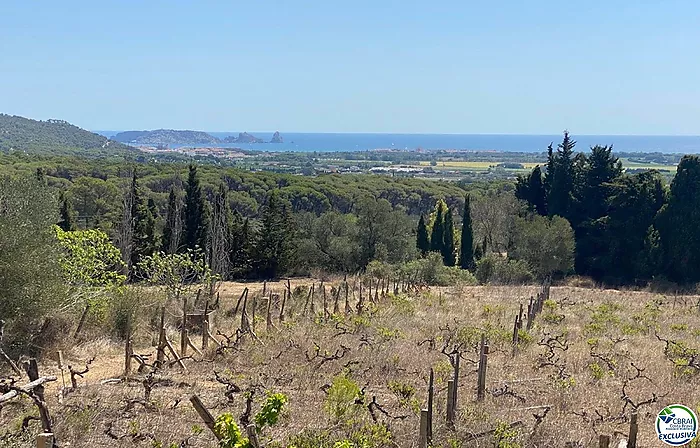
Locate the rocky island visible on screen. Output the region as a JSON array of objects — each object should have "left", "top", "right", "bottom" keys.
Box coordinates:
[
  {"left": 223, "top": 132, "right": 265, "bottom": 144},
  {"left": 270, "top": 131, "right": 283, "bottom": 143}
]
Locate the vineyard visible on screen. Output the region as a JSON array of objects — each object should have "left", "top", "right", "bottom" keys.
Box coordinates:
[{"left": 2, "top": 279, "right": 700, "bottom": 448}]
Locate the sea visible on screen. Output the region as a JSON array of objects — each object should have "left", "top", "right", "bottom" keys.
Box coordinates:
[{"left": 97, "top": 131, "right": 700, "bottom": 154}]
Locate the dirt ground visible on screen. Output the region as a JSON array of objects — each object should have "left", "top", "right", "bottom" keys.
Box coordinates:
[{"left": 1, "top": 280, "right": 699, "bottom": 447}]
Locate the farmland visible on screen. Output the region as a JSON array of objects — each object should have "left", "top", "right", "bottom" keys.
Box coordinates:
[{"left": 3, "top": 278, "right": 699, "bottom": 447}]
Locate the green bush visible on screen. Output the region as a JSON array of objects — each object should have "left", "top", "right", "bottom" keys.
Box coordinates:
[{"left": 475, "top": 254, "right": 534, "bottom": 285}]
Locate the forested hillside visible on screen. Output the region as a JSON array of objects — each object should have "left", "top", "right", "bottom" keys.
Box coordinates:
[{"left": 0, "top": 114, "right": 134, "bottom": 155}]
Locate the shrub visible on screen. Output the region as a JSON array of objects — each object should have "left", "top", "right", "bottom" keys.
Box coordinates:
[
  {"left": 475, "top": 254, "right": 534, "bottom": 285},
  {"left": 324, "top": 373, "right": 363, "bottom": 423}
]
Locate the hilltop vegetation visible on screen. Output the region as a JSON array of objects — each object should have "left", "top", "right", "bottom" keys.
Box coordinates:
[
  {"left": 0, "top": 114, "right": 134, "bottom": 156},
  {"left": 113, "top": 129, "right": 221, "bottom": 145}
]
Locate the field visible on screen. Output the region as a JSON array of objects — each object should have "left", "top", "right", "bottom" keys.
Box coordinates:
[{"left": 2, "top": 279, "right": 700, "bottom": 447}]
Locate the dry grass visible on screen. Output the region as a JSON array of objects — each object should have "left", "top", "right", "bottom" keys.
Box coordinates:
[{"left": 2, "top": 281, "right": 700, "bottom": 447}]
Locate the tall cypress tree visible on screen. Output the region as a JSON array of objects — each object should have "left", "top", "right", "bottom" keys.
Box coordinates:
[
  {"left": 442, "top": 207, "right": 456, "bottom": 266},
  {"left": 430, "top": 200, "right": 446, "bottom": 254},
  {"left": 460, "top": 195, "right": 475, "bottom": 270},
  {"left": 546, "top": 132, "right": 576, "bottom": 219},
  {"left": 416, "top": 214, "right": 430, "bottom": 256},
  {"left": 129, "top": 173, "right": 158, "bottom": 271},
  {"left": 58, "top": 191, "right": 76, "bottom": 231},
  {"left": 254, "top": 190, "right": 296, "bottom": 278},
  {"left": 162, "top": 187, "right": 182, "bottom": 254},
  {"left": 183, "top": 164, "right": 209, "bottom": 251}
]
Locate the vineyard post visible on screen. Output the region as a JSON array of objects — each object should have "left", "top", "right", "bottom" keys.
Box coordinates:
[
  {"left": 476, "top": 334, "right": 489, "bottom": 402},
  {"left": 446, "top": 379, "right": 455, "bottom": 426},
  {"left": 427, "top": 368, "right": 434, "bottom": 443},
  {"left": 35, "top": 433, "right": 54, "bottom": 448},
  {"left": 124, "top": 318, "right": 132, "bottom": 379},
  {"left": 202, "top": 301, "right": 209, "bottom": 350},
  {"left": 628, "top": 411, "right": 638, "bottom": 448},
  {"left": 246, "top": 424, "right": 260, "bottom": 448},
  {"left": 418, "top": 409, "right": 429, "bottom": 448},
  {"left": 73, "top": 303, "right": 90, "bottom": 339},
  {"left": 181, "top": 297, "right": 188, "bottom": 357},
  {"left": 598, "top": 434, "right": 610, "bottom": 448},
  {"left": 157, "top": 306, "right": 166, "bottom": 364},
  {"left": 189, "top": 394, "right": 222, "bottom": 440}
]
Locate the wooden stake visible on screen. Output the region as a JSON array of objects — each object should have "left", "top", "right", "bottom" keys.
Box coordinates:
[
  {"left": 246, "top": 424, "right": 260, "bottom": 448},
  {"left": 279, "top": 289, "right": 287, "bottom": 322},
  {"left": 23, "top": 359, "right": 52, "bottom": 432},
  {"left": 446, "top": 379, "right": 455, "bottom": 426},
  {"left": 418, "top": 409, "right": 429, "bottom": 448},
  {"left": 598, "top": 434, "right": 611, "bottom": 448},
  {"left": 36, "top": 433, "right": 54, "bottom": 448},
  {"left": 233, "top": 288, "right": 247, "bottom": 317},
  {"left": 476, "top": 334, "right": 489, "bottom": 402},
  {"left": 124, "top": 337, "right": 132, "bottom": 378},
  {"left": 427, "top": 368, "right": 434, "bottom": 442},
  {"left": 202, "top": 301, "right": 209, "bottom": 350},
  {"left": 164, "top": 338, "right": 187, "bottom": 370},
  {"left": 251, "top": 296, "right": 257, "bottom": 333},
  {"left": 186, "top": 334, "right": 203, "bottom": 357},
  {"left": 73, "top": 303, "right": 90, "bottom": 339},
  {"left": 190, "top": 395, "right": 221, "bottom": 440},
  {"left": 181, "top": 297, "right": 188, "bottom": 357},
  {"left": 156, "top": 306, "right": 166, "bottom": 364},
  {"left": 628, "top": 411, "right": 638, "bottom": 448},
  {"left": 266, "top": 294, "right": 273, "bottom": 331}
]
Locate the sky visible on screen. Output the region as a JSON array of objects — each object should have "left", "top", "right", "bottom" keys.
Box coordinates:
[{"left": 1, "top": 1, "right": 700, "bottom": 135}]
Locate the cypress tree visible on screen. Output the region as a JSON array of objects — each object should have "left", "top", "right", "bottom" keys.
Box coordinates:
[
  {"left": 183, "top": 164, "right": 209, "bottom": 251},
  {"left": 460, "top": 195, "right": 475, "bottom": 270},
  {"left": 546, "top": 132, "right": 576, "bottom": 219},
  {"left": 130, "top": 173, "right": 158, "bottom": 271},
  {"left": 162, "top": 186, "right": 183, "bottom": 254},
  {"left": 58, "top": 191, "right": 76, "bottom": 231},
  {"left": 416, "top": 214, "right": 430, "bottom": 256},
  {"left": 442, "top": 207, "right": 456, "bottom": 266},
  {"left": 430, "top": 200, "right": 446, "bottom": 253},
  {"left": 254, "top": 190, "right": 296, "bottom": 278}
]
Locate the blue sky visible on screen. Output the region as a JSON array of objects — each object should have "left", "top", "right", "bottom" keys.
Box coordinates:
[{"left": 1, "top": 1, "right": 699, "bottom": 134}]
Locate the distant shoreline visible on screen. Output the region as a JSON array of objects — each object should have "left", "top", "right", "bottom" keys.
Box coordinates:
[{"left": 96, "top": 131, "right": 700, "bottom": 154}]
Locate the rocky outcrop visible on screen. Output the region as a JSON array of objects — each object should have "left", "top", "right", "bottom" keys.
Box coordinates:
[
  {"left": 270, "top": 131, "right": 283, "bottom": 143},
  {"left": 224, "top": 132, "right": 264, "bottom": 144}
]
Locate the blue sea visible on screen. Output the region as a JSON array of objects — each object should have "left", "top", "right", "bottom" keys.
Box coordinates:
[{"left": 98, "top": 131, "right": 700, "bottom": 154}]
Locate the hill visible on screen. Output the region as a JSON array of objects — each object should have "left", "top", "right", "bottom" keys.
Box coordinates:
[
  {"left": 113, "top": 129, "right": 221, "bottom": 145},
  {"left": 0, "top": 114, "right": 134, "bottom": 155}
]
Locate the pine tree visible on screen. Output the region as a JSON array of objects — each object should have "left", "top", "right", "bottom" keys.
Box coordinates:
[
  {"left": 254, "top": 190, "right": 296, "bottom": 278},
  {"left": 430, "top": 200, "right": 446, "bottom": 254},
  {"left": 58, "top": 191, "right": 76, "bottom": 231},
  {"left": 416, "top": 214, "right": 430, "bottom": 256},
  {"left": 183, "top": 164, "right": 209, "bottom": 251},
  {"left": 459, "top": 195, "right": 475, "bottom": 270},
  {"left": 442, "top": 207, "right": 456, "bottom": 266},
  {"left": 162, "top": 186, "right": 183, "bottom": 254}
]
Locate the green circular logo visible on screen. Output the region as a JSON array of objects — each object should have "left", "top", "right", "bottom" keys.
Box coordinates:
[{"left": 656, "top": 404, "right": 698, "bottom": 446}]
